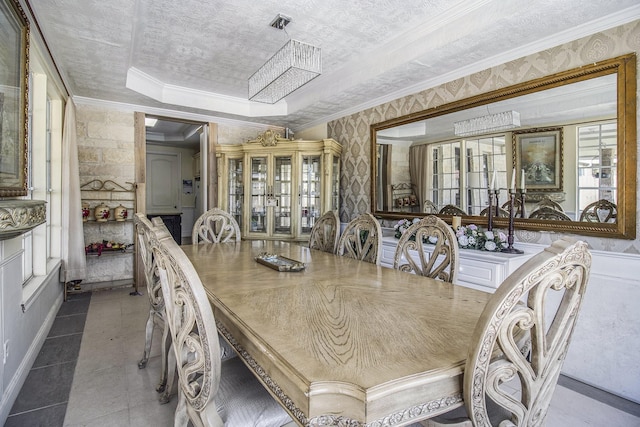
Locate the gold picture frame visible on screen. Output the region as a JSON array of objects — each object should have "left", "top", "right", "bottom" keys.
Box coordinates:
[
  {"left": 0, "top": 0, "right": 29, "bottom": 197},
  {"left": 513, "top": 127, "right": 563, "bottom": 192}
]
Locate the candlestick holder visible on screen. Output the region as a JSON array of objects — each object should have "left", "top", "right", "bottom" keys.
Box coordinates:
[
  {"left": 494, "top": 189, "right": 501, "bottom": 217},
  {"left": 519, "top": 189, "right": 526, "bottom": 219},
  {"left": 502, "top": 190, "right": 524, "bottom": 254},
  {"left": 487, "top": 189, "right": 498, "bottom": 231}
]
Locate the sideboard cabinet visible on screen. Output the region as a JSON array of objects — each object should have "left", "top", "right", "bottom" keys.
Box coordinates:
[{"left": 216, "top": 131, "right": 341, "bottom": 242}]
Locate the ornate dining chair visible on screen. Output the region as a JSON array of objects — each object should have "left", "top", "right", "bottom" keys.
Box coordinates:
[
  {"left": 308, "top": 210, "right": 340, "bottom": 254},
  {"left": 480, "top": 206, "right": 510, "bottom": 217},
  {"left": 423, "top": 237, "right": 591, "bottom": 427},
  {"left": 134, "top": 213, "right": 172, "bottom": 396},
  {"left": 336, "top": 213, "right": 382, "bottom": 265},
  {"left": 393, "top": 215, "right": 459, "bottom": 282},
  {"left": 532, "top": 196, "right": 564, "bottom": 212},
  {"left": 528, "top": 206, "right": 571, "bottom": 221},
  {"left": 439, "top": 204, "right": 467, "bottom": 216},
  {"left": 501, "top": 197, "right": 523, "bottom": 217},
  {"left": 149, "top": 223, "right": 293, "bottom": 427},
  {"left": 192, "top": 207, "right": 241, "bottom": 244},
  {"left": 423, "top": 200, "right": 438, "bottom": 214},
  {"left": 579, "top": 199, "right": 617, "bottom": 223}
]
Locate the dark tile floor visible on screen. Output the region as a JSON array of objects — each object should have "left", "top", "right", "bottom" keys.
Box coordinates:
[{"left": 4, "top": 293, "right": 91, "bottom": 427}]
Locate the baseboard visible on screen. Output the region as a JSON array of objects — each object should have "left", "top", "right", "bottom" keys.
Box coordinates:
[
  {"left": 558, "top": 374, "right": 640, "bottom": 417},
  {"left": 0, "top": 292, "right": 63, "bottom": 424}
]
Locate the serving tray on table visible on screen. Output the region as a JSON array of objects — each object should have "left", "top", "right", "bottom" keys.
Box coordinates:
[{"left": 255, "top": 253, "right": 306, "bottom": 272}]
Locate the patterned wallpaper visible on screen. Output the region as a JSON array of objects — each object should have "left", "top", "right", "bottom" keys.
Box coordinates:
[{"left": 328, "top": 20, "right": 640, "bottom": 253}]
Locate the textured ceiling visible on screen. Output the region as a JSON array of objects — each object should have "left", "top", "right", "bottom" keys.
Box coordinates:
[{"left": 26, "top": 0, "right": 640, "bottom": 131}]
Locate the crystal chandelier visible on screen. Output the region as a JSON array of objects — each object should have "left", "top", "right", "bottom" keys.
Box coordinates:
[
  {"left": 453, "top": 110, "right": 521, "bottom": 137},
  {"left": 248, "top": 15, "right": 322, "bottom": 104}
]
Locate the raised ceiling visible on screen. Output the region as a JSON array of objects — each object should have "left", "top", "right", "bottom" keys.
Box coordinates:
[{"left": 26, "top": 0, "right": 640, "bottom": 131}]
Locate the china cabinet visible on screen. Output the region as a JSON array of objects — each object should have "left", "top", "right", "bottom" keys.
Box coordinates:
[
  {"left": 76, "top": 179, "right": 137, "bottom": 300},
  {"left": 215, "top": 130, "right": 341, "bottom": 242}
]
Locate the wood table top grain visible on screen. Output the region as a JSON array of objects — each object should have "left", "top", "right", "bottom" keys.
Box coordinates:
[{"left": 182, "top": 240, "right": 493, "bottom": 426}]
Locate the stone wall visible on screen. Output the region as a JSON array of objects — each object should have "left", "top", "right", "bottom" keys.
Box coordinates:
[{"left": 76, "top": 105, "right": 136, "bottom": 286}]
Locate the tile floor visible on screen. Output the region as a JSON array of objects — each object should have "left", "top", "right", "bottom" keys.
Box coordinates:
[{"left": 5, "top": 286, "right": 640, "bottom": 426}]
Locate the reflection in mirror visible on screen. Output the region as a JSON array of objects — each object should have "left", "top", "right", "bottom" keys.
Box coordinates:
[{"left": 371, "top": 54, "right": 636, "bottom": 239}]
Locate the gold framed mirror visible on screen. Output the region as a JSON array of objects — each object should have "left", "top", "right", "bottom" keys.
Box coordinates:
[
  {"left": 371, "top": 54, "right": 636, "bottom": 239},
  {"left": 0, "top": 0, "right": 29, "bottom": 197}
]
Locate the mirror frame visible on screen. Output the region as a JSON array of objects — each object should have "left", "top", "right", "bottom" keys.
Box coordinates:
[
  {"left": 0, "top": 0, "right": 29, "bottom": 197},
  {"left": 371, "top": 53, "right": 636, "bottom": 239}
]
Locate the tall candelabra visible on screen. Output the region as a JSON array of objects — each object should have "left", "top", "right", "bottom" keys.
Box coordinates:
[
  {"left": 487, "top": 189, "right": 498, "bottom": 231},
  {"left": 501, "top": 189, "right": 524, "bottom": 254}
]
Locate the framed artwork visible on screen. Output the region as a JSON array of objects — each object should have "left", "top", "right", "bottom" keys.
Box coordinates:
[
  {"left": 513, "top": 127, "right": 563, "bottom": 192},
  {"left": 0, "top": 0, "right": 29, "bottom": 196}
]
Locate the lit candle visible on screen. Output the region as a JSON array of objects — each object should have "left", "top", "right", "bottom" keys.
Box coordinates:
[
  {"left": 510, "top": 168, "right": 516, "bottom": 191},
  {"left": 490, "top": 169, "right": 496, "bottom": 191},
  {"left": 521, "top": 169, "right": 526, "bottom": 191}
]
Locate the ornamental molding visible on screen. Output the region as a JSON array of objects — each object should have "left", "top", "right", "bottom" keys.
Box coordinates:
[{"left": 0, "top": 200, "right": 47, "bottom": 240}]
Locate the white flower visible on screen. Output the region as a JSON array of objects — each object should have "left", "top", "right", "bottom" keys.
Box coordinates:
[
  {"left": 468, "top": 236, "right": 476, "bottom": 245},
  {"left": 498, "top": 231, "right": 507, "bottom": 242},
  {"left": 484, "top": 241, "right": 497, "bottom": 251},
  {"left": 428, "top": 236, "right": 438, "bottom": 244},
  {"left": 458, "top": 235, "right": 469, "bottom": 246},
  {"left": 412, "top": 217, "right": 421, "bottom": 224},
  {"left": 485, "top": 231, "right": 494, "bottom": 240}
]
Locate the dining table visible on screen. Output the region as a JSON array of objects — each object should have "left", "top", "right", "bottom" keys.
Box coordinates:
[{"left": 181, "top": 240, "right": 495, "bottom": 427}]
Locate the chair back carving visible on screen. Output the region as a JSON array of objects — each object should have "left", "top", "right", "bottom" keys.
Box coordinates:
[
  {"left": 532, "top": 196, "right": 564, "bottom": 212},
  {"left": 501, "top": 198, "right": 523, "bottom": 217},
  {"left": 528, "top": 206, "right": 571, "bottom": 221},
  {"left": 423, "top": 200, "right": 438, "bottom": 214},
  {"left": 337, "top": 213, "right": 382, "bottom": 265},
  {"left": 439, "top": 204, "right": 466, "bottom": 216},
  {"left": 464, "top": 237, "right": 591, "bottom": 427},
  {"left": 579, "top": 199, "right": 617, "bottom": 223},
  {"left": 393, "top": 215, "right": 459, "bottom": 282},
  {"left": 480, "top": 206, "right": 510, "bottom": 217},
  {"left": 192, "top": 208, "right": 241, "bottom": 244},
  {"left": 309, "top": 210, "right": 340, "bottom": 254},
  {"left": 134, "top": 214, "right": 177, "bottom": 398},
  {"left": 134, "top": 213, "right": 164, "bottom": 311},
  {"left": 149, "top": 223, "right": 224, "bottom": 425}
]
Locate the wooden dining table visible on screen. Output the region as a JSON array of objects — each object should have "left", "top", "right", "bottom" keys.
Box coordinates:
[{"left": 181, "top": 240, "right": 494, "bottom": 427}]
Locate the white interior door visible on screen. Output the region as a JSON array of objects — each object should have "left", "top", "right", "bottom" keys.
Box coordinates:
[{"left": 146, "top": 151, "right": 181, "bottom": 214}]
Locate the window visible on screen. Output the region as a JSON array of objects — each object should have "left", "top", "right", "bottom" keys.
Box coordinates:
[
  {"left": 576, "top": 122, "right": 617, "bottom": 217},
  {"left": 426, "top": 135, "right": 506, "bottom": 214},
  {"left": 19, "top": 46, "right": 64, "bottom": 294}
]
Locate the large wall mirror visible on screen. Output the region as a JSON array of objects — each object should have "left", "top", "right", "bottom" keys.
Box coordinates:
[{"left": 371, "top": 54, "right": 636, "bottom": 239}]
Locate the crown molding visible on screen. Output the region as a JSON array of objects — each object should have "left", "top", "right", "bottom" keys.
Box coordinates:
[
  {"left": 72, "top": 96, "right": 275, "bottom": 130},
  {"left": 296, "top": 5, "right": 640, "bottom": 130}
]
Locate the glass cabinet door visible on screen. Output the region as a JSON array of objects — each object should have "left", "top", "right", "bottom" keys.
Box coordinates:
[
  {"left": 250, "top": 157, "right": 267, "bottom": 233},
  {"left": 331, "top": 154, "right": 340, "bottom": 211},
  {"left": 228, "top": 158, "right": 243, "bottom": 228},
  {"left": 273, "top": 156, "right": 292, "bottom": 235},
  {"left": 300, "top": 155, "right": 321, "bottom": 233}
]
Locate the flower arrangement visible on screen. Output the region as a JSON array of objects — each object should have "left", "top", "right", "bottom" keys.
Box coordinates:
[
  {"left": 394, "top": 218, "right": 421, "bottom": 239},
  {"left": 393, "top": 218, "right": 507, "bottom": 252},
  {"left": 455, "top": 224, "right": 507, "bottom": 252}
]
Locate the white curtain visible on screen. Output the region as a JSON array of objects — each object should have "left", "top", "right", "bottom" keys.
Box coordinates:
[
  {"left": 409, "top": 144, "right": 431, "bottom": 211},
  {"left": 59, "top": 99, "right": 86, "bottom": 283}
]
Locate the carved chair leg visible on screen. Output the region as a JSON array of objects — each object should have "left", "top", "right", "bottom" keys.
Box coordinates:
[
  {"left": 174, "top": 388, "right": 190, "bottom": 427},
  {"left": 137, "top": 310, "right": 155, "bottom": 369},
  {"left": 159, "top": 347, "right": 177, "bottom": 404},
  {"left": 156, "top": 322, "right": 172, "bottom": 393}
]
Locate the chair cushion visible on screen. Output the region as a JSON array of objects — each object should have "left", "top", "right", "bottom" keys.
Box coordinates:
[{"left": 217, "top": 357, "right": 293, "bottom": 427}]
